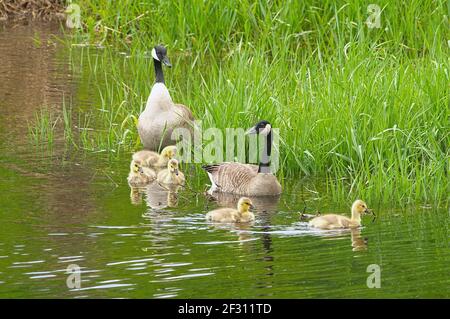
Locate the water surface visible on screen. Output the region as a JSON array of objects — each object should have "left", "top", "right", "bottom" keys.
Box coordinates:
[{"left": 0, "top": 22, "right": 448, "bottom": 298}]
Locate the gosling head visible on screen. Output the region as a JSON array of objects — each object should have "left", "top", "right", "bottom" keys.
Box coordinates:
[
  {"left": 151, "top": 45, "right": 171, "bottom": 67},
  {"left": 238, "top": 197, "right": 254, "bottom": 213},
  {"left": 167, "top": 159, "right": 179, "bottom": 176},
  {"left": 352, "top": 200, "right": 372, "bottom": 216},
  {"left": 161, "top": 145, "right": 177, "bottom": 160},
  {"left": 130, "top": 160, "right": 144, "bottom": 174},
  {"left": 246, "top": 120, "right": 272, "bottom": 136}
]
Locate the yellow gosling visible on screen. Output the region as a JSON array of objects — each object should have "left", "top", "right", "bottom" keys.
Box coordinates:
[
  {"left": 206, "top": 197, "right": 255, "bottom": 223},
  {"left": 309, "top": 200, "right": 373, "bottom": 230},
  {"left": 132, "top": 145, "right": 177, "bottom": 168},
  {"left": 127, "top": 160, "right": 156, "bottom": 187},
  {"left": 157, "top": 159, "right": 185, "bottom": 186}
]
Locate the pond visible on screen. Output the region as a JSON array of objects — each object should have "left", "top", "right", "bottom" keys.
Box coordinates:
[{"left": 0, "top": 22, "right": 448, "bottom": 298}]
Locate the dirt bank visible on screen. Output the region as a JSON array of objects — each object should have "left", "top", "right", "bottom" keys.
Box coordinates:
[{"left": 0, "top": 0, "right": 65, "bottom": 21}]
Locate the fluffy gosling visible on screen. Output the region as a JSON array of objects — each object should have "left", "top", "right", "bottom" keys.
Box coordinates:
[
  {"left": 157, "top": 159, "right": 185, "bottom": 186},
  {"left": 309, "top": 200, "right": 374, "bottom": 230},
  {"left": 206, "top": 197, "right": 255, "bottom": 223},
  {"left": 132, "top": 145, "right": 177, "bottom": 168},
  {"left": 127, "top": 160, "right": 156, "bottom": 187}
]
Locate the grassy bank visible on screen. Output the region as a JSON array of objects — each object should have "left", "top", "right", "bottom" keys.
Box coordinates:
[{"left": 33, "top": 0, "right": 449, "bottom": 203}]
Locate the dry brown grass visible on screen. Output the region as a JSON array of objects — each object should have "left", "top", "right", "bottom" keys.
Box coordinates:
[{"left": 0, "top": 0, "right": 65, "bottom": 20}]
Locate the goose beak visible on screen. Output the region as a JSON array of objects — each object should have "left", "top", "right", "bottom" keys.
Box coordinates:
[
  {"left": 174, "top": 169, "right": 179, "bottom": 176},
  {"left": 161, "top": 56, "right": 172, "bottom": 67},
  {"left": 245, "top": 126, "right": 257, "bottom": 135},
  {"left": 249, "top": 204, "right": 255, "bottom": 209},
  {"left": 138, "top": 167, "right": 144, "bottom": 174}
]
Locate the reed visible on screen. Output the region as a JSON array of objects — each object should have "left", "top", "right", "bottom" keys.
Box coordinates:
[{"left": 30, "top": 0, "right": 449, "bottom": 203}]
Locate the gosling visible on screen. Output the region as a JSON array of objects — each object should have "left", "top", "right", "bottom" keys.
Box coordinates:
[
  {"left": 206, "top": 197, "right": 255, "bottom": 223},
  {"left": 309, "top": 200, "right": 373, "bottom": 230},
  {"left": 132, "top": 145, "right": 177, "bottom": 168},
  {"left": 157, "top": 159, "right": 185, "bottom": 186},
  {"left": 127, "top": 160, "right": 156, "bottom": 187}
]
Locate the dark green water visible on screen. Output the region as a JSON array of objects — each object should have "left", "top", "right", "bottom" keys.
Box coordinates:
[{"left": 0, "top": 22, "right": 448, "bottom": 298}]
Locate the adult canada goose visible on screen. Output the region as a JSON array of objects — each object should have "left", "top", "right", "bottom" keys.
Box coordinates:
[
  {"left": 127, "top": 160, "right": 156, "bottom": 187},
  {"left": 157, "top": 159, "right": 185, "bottom": 186},
  {"left": 202, "top": 120, "right": 282, "bottom": 196},
  {"left": 138, "top": 45, "right": 195, "bottom": 151},
  {"left": 206, "top": 197, "right": 255, "bottom": 223},
  {"left": 132, "top": 145, "right": 177, "bottom": 168},
  {"left": 309, "top": 200, "right": 374, "bottom": 230}
]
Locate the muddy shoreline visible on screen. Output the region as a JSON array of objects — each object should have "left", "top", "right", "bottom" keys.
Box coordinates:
[{"left": 0, "top": 0, "right": 65, "bottom": 21}]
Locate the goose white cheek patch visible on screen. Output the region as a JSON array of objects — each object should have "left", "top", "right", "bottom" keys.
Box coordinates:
[
  {"left": 261, "top": 124, "right": 272, "bottom": 135},
  {"left": 151, "top": 48, "right": 160, "bottom": 61}
]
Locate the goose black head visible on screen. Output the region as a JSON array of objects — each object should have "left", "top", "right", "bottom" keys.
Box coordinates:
[
  {"left": 151, "top": 45, "right": 172, "bottom": 67},
  {"left": 245, "top": 120, "right": 272, "bottom": 136}
]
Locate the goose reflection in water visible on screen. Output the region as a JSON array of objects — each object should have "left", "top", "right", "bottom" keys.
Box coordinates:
[
  {"left": 350, "top": 228, "right": 368, "bottom": 251},
  {"left": 144, "top": 182, "right": 182, "bottom": 209}
]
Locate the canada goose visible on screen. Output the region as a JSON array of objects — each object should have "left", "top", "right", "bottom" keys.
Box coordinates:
[
  {"left": 309, "top": 200, "right": 374, "bottom": 230},
  {"left": 206, "top": 197, "right": 255, "bottom": 223},
  {"left": 127, "top": 160, "right": 156, "bottom": 187},
  {"left": 202, "top": 120, "right": 282, "bottom": 196},
  {"left": 157, "top": 158, "right": 185, "bottom": 186},
  {"left": 138, "top": 45, "right": 195, "bottom": 151},
  {"left": 132, "top": 145, "right": 177, "bottom": 168}
]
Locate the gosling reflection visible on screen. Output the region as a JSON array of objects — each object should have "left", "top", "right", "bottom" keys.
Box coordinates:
[
  {"left": 129, "top": 187, "right": 144, "bottom": 205},
  {"left": 350, "top": 228, "right": 368, "bottom": 251},
  {"left": 206, "top": 192, "right": 280, "bottom": 213},
  {"left": 206, "top": 220, "right": 256, "bottom": 250},
  {"left": 144, "top": 182, "right": 182, "bottom": 209}
]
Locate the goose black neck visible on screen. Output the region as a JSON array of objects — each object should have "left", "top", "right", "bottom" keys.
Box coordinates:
[
  {"left": 258, "top": 131, "right": 272, "bottom": 174},
  {"left": 153, "top": 59, "right": 165, "bottom": 84}
]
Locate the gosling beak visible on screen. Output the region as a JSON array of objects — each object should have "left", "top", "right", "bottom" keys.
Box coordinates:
[
  {"left": 161, "top": 56, "right": 172, "bottom": 67},
  {"left": 138, "top": 167, "right": 144, "bottom": 174},
  {"left": 249, "top": 204, "right": 255, "bottom": 209},
  {"left": 245, "top": 126, "right": 257, "bottom": 135},
  {"left": 174, "top": 169, "right": 179, "bottom": 176},
  {"left": 365, "top": 208, "right": 375, "bottom": 216}
]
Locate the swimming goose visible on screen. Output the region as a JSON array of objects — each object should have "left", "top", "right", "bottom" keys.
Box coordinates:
[
  {"left": 132, "top": 145, "right": 177, "bottom": 168},
  {"left": 157, "top": 158, "right": 185, "bottom": 186},
  {"left": 202, "top": 120, "right": 282, "bottom": 196},
  {"left": 127, "top": 160, "right": 156, "bottom": 187},
  {"left": 309, "top": 200, "right": 374, "bottom": 230},
  {"left": 206, "top": 197, "right": 255, "bottom": 223},
  {"left": 138, "top": 45, "right": 195, "bottom": 151}
]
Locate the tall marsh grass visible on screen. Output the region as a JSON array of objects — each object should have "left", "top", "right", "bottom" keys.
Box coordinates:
[{"left": 37, "top": 0, "right": 449, "bottom": 203}]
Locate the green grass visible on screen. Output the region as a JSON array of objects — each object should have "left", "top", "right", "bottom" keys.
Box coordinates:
[{"left": 31, "top": 0, "right": 449, "bottom": 203}]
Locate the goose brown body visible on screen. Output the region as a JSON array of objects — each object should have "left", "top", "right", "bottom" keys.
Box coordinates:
[
  {"left": 202, "top": 120, "right": 281, "bottom": 196},
  {"left": 203, "top": 162, "right": 281, "bottom": 196}
]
